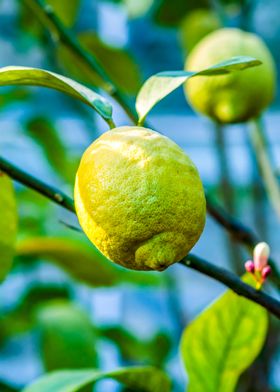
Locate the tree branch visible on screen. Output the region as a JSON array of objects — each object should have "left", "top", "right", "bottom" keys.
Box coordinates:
[
  {"left": 205, "top": 192, "right": 280, "bottom": 288},
  {"left": 0, "top": 156, "right": 75, "bottom": 213},
  {"left": 181, "top": 255, "right": 280, "bottom": 319},
  {"left": 1, "top": 156, "right": 280, "bottom": 319}
]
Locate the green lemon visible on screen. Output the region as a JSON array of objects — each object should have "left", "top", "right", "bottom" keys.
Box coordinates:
[
  {"left": 185, "top": 28, "right": 276, "bottom": 124},
  {"left": 180, "top": 9, "right": 221, "bottom": 53},
  {"left": 74, "top": 126, "right": 206, "bottom": 271}
]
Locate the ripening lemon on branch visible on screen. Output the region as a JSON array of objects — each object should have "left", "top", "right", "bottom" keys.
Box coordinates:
[
  {"left": 74, "top": 126, "right": 206, "bottom": 271},
  {"left": 184, "top": 28, "right": 276, "bottom": 124}
]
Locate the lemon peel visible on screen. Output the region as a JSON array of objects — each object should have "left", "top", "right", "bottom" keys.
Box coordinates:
[
  {"left": 185, "top": 28, "right": 276, "bottom": 124},
  {"left": 74, "top": 126, "right": 206, "bottom": 271}
]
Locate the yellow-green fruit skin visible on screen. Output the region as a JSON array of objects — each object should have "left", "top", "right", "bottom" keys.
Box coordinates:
[
  {"left": 185, "top": 28, "right": 276, "bottom": 124},
  {"left": 74, "top": 127, "right": 206, "bottom": 271}
]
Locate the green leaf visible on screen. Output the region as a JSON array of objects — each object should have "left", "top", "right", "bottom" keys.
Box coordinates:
[
  {"left": 0, "top": 88, "right": 29, "bottom": 109},
  {"left": 0, "top": 66, "right": 113, "bottom": 122},
  {"left": 136, "top": 56, "right": 262, "bottom": 124},
  {"left": 180, "top": 275, "right": 268, "bottom": 392},
  {"left": 0, "top": 175, "right": 17, "bottom": 281},
  {"left": 0, "top": 285, "right": 70, "bottom": 344},
  {"left": 123, "top": 0, "right": 154, "bottom": 18},
  {"left": 57, "top": 32, "right": 142, "bottom": 94},
  {"left": 20, "top": 0, "right": 80, "bottom": 38},
  {"left": 24, "top": 116, "right": 75, "bottom": 183},
  {"left": 36, "top": 300, "right": 98, "bottom": 371},
  {"left": 153, "top": 0, "right": 210, "bottom": 26},
  {"left": 46, "top": 0, "right": 80, "bottom": 27},
  {"left": 16, "top": 237, "right": 163, "bottom": 287},
  {"left": 101, "top": 326, "right": 172, "bottom": 366},
  {"left": 23, "top": 366, "right": 171, "bottom": 392}
]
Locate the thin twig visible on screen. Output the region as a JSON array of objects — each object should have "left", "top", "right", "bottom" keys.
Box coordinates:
[
  {"left": 249, "top": 116, "right": 280, "bottom": 219},
  {"left": 205, "top": 192, "right": 280, "bottom": 288},
  {"left": 181, "top": 255, "right": 280, "bottom": 319},
  {"left": 1, "top": 156, "right": 280, "bottom": 319},
  {"left": 214, "top": 122, "right": 243, "bottom": 273}
]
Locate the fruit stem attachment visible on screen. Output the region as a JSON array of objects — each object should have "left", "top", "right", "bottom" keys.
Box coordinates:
[
  {"left": 249, "top": 116, "right": 280, "bottom": 219},
  {"left": 1, "top": 155, "right": 280, "bottom": 317},
  {"left": 107, "top": 118, "right": 116, "bottom": 130}
]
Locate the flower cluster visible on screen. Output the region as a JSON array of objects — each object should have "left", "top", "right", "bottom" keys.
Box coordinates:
[{"left": 245, "top": 242, "right": 271, "bottom": 289}]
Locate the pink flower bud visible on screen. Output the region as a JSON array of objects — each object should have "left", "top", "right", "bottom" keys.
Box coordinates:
[
  {"left": 245, "top": 260, "right": 255, "bottom": 273},
  {"left": 262, "top": 265, "right": 271, "bottom": 279},
  {"left": 254, "top": 242, "right": 270, "bottom": 271}
]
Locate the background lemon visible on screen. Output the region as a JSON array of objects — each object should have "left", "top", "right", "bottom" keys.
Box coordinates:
[
  {"left": 179, "top": 9, "right": 221, "bottom": 54},
  {"left": 184, "top": 28, "right": 276, "bottom": 124},
  {"left": 74, "top": 126, "right": 206, "bottom": 271}
]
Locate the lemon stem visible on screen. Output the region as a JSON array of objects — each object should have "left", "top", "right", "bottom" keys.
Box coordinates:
[
  {"left": 107, "top": 118, "right": 116, "bottom": 130},
  {"left": 249, "top": 116, "right": 280, "bottom": 219}
]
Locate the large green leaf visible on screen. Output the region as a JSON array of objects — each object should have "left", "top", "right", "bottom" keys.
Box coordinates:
[
  {"left": 180, "top": 275, "right": 268, "bottom": 392},
  {"left": 57, "top": 32, "right": 142, "bottom": 94},
  {"left": 36, "top": 300, "right": 98, "bottom": 371},
  {"left": 16, "top": 237, "right": 163, "bottom": 287},
  {"left": 136, "top": 56, "right": 261, "bottom": 124},
  {"left": 0, "top": 66, "right": 113, "bottom": 122},
  {"left": 0, "top": 175, "right": 17, "bottom": 281},
  {"left": 23, "top": 366, "right": 171, "bottom": 392}
]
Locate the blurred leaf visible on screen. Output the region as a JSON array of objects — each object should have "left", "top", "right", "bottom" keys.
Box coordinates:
[
  {"left": 46, "top": 0, "right": 80, "bottom": 27},
  {"left": 23, "top": 366, "right": 171, "bottom": 392},
  {"left": 180, "top": 275, "right": 268, "bottom": 392},
  {"left": 36, "top": 300, "right": 98, "bottom": 371},
  {"left": 179, "top": 9, "right": 221, "bottom": 53},
  {"left": 24, "top": 116, "right": 75, "bottom": 183},
  {"left": 0, "top": 285, "right": 70, "bottom": 344},
  {"left": 20, "top": 0, "right": 80, "bottom": 39},
  {"left": 0, "top": 66, "right": 113, "bottom": 122},
  {"left": 153, "top": 0, "right": 210, "bottom": 26},
  {"left": 101, "top": 327, "right": 171, "bottom": 366},
  {"left": 123, "top": 0, "right": 154, "bottom": 18},
  {"left": 17, "top": 237, "right": 163, "bottom": 287},
  {"left": 0, "top": 381, "right": 19, "bottom": 392},
  {"left": 0, "top": 175, "right": 17, "bottom": 281},
  {"left": 136, "top": 56, "right": 262, "bottom": 124},
  {"left": 57, "top": 32, "right": 142, "bottom": 95},
  {"left": 0, "top": 88, "right": 29, "bottom": 109}
]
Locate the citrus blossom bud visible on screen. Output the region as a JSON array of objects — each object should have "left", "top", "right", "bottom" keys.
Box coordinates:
[
  {"left": 245, "top": 260, "right": 255, "bottom": 273},
  {"left": 262, "top": 265, "right": 271, "bottom": 279},
  {"left": 253, "top": 242, "right": 270, "bottom": 271}
]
